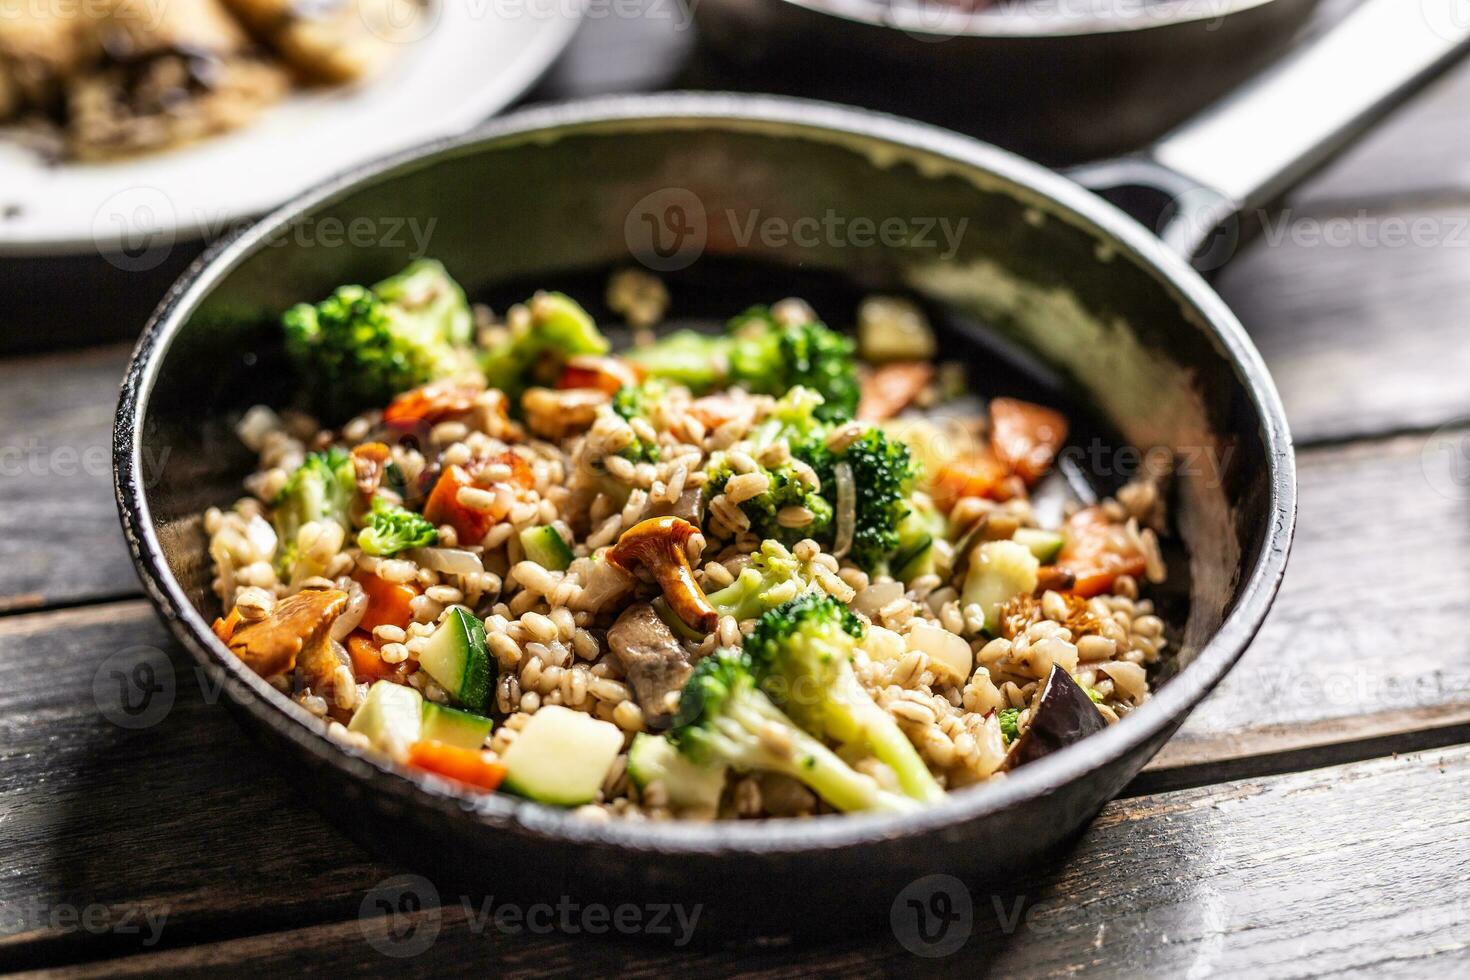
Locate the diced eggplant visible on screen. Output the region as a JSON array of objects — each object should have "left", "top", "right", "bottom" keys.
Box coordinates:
[{"left": 999, "top": 665, "right": 1106, "bottom": 771}]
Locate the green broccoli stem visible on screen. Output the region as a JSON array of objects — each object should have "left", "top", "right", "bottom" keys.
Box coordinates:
[
  {"left": 706, "top": 567, "right": 766, "bottom": 622},
  {"left": 716, "top": 691, "right": 916, "bottom": 814},
  {"left": 799, "top": 669, "right": 946, "bottom": 805}
]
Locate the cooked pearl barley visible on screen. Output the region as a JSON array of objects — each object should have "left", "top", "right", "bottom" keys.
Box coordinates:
[
  {"left": 234, "top": 587, "right": 274, "bottom": 621},
  {"left": 724, "top": 471, "right": 771, "bottom": 504},
  {"left": 373, "top": 624, "right": 407, "bottom": 644}
]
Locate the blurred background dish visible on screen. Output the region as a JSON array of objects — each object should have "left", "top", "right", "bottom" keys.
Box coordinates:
[
  {"left": 693, "top": 0, "right": 1327, "bottom": 165},
  {"left": 0, "top": 0, "right": 583, "bottom": 254}
]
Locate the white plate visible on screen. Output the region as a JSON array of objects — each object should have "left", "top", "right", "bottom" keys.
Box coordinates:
[{"left": 0, "top": 1, "right": 583, "bottom": 257}]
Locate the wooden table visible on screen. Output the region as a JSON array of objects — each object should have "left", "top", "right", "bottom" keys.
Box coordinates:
[{"left": 5, "top": 10, "right": 1470, "bottom": 977}]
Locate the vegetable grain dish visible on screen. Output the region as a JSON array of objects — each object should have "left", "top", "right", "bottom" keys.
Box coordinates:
[{"left": 205, "top": 260, "right": 1172, "bottom": 820}]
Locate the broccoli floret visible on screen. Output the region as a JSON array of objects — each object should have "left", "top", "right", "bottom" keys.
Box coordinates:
[
  {"left": 610, "top": 380, "right": 666, "bottom": 464},
  {"left": 997, "top": 707, "right": 1021, "bottom": 744},
  {"left": 273, "top": 449, "right": 356, "bottom": 548},
  {"left": 626, "top": 307, "right": 859, "bottom": 421},
  {"left": 706, "top": 453, "right": 833, "bottom": 545},
  {"left": 705, "top": 539, "right": 825, "bottom": 623},
  {"left": 745, "top": 594, "right": 944, "bottom": 804},
  {"left": 669, "top": 649, "right": 915, "bottom": 814},
  {"left": 481, "top": 291, "right": 610, "bottom": 401},
  {"left": 283, "top": 259, "right": 476, "bottom": 422},
  {"left": 795, "top": 426, "right": 917, "bottom": 572},
  {"left": 357, "top": 497, "right": 438, "bottom": 556},
  {"left": 702, "top": 387, "right": 834, "bottom": 544}
]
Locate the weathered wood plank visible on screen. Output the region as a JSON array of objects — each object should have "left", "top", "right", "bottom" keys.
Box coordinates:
[
  {"left": 0, "top": 603, "right": 394, "bottom": 970},
  {"left": 1216, "top": 202, "right": 1470, "bottom": 443},
  {"left": 1161, "top": 428, "right": 1470, "bottom": 769},
  {"left": 0, "top": 345, "right": 139, "bottom": 612},
  {"left": 28, "top": 745, "right": 1470, "bottom": 978}
]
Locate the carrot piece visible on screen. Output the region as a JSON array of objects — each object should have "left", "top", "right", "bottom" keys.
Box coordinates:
[
  {"left": 352, "top": 572, "right": 421, "bottom": 633},
  {"left": 989, "top": 397, "right": 1068, "bottom": 486},
  {"left": 931, "top": 447, "right": 1022, "bottom": 510},
  {"left": 423, "top": 464, "right": 497, "bottom": 544},
  {"left": 384, "top": 381, "right": 483, "bottom": 431},
  {"left": 212, "top": 607, "right": 242, "bottom": 643},
  {"left": 407, "top": 740, "right": 507, "bottom": 792},
  {"left": 346, "top": 631, "right": 400, "bottom": 681},
  {"left": 858, "top": 362, "right": 934, "bottom": 421},
  {"left": 556, "top": 355, "right": 644, "bottom": 395},
  {"left": 1055, "top": 506, "right": 1148, "bottom": 598}
]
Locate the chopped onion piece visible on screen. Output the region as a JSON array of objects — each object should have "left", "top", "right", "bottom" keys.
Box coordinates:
[
  {"left": 410, "top": 547, "right": 484, "bottom": 576},
  {"left": 833, "top": 461, "right": 856, "bottom": 560},
  {"left": 330, "top": 582, "right": 369, "bottom": 641}
]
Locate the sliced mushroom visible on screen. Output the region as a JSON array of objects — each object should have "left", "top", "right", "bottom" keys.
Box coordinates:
[
  {"left": 999, "top": 665, "right": 1106, "bottom": 772},
  {"left": 351, "top": 442, "right": 391, "bottom": 499},
  {"left": 607, "top": 602, "right": 692, "bottom": 727},
  {"left": 226, "top": 588, "right": 348, "bottom": 680},
  {"left": 606, "top": 517, "right": 717, "bottom": 633},
  {"left": 646, "top": 487, "right": 704, "bottom": 525}
]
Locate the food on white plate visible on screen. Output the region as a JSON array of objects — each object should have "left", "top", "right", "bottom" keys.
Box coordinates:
[{"left": 0, "top": 0, "right": 425, "bottom": 160}]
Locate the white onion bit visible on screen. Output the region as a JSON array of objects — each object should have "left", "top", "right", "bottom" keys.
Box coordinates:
[
  {"left": 833, "top": 461, "right": 856, "bottom": 560},
  {"left": 410, "top": 547, "right": 484, "bottom": 576}
]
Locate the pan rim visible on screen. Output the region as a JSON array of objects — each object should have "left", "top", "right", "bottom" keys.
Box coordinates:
[
  {"left": 115, "top": 91, "right": 1296, "bottom": 858},
  {"left": 760, "top": 0, "right": 1302, "bottom": 40}
]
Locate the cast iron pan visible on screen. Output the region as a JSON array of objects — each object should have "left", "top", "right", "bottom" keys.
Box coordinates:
[
  {"left": 114, "top": 0, "right": 1468, "bottom": 936},
  {"left": 693, "top": 0, "right": 1328, "bottom": 164}
]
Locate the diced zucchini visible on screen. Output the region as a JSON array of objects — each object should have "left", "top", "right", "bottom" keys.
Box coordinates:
[
  {"left": 500, "top": 706, "right": 624, "bottom": 806},
  {"left": 961, "top": 539, "right": 1040, "bottom": 633},
  {"left": 519, "top": 525, "right": 573, "bottom": 571},
  {"left": 418, "top": 608, "right": 493, "bottom": 713},
  {"left": 626, "top": 733, "right": 727, "bottom": 814},
  {"left": 1013, "top": 527, "right": 1065, "bottom": 563},
  {"left": 420, "top": 702, "right": 493, "bottom": 750},
  {"left": 891, "top": 494, "right": 947, "bottom": 582},
  {"left": 348, "top": 680, "right": 423, "bottom": 759}
]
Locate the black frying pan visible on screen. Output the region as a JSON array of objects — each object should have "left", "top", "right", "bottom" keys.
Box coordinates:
[
  {"left": 114, "top": 0, "right": 1469, "bottom": 935},
  {"left": 692, "top": 0, "right": 1330, "bottom": 163}
]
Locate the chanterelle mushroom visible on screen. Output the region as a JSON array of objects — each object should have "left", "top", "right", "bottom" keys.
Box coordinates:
[
  {"left": 226, "top": 588, "right": 348, "bottom": 680},
  {"left": 606, "top": 517, "right": 717, "bottom": 633}
]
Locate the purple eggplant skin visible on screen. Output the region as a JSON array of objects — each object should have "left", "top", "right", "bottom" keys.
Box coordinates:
[{"left": 1000, "top": 665, "right": 1107, "bottom": 771}]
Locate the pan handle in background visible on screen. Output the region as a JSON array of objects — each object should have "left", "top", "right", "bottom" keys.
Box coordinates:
[{"left": 1068, "top": 0, "right": 1470, "bottom": 267}]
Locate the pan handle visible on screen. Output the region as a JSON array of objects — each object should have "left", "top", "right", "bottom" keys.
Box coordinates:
[{"left": 1069, "top": 0, "right": 1470, "bottom": 264}]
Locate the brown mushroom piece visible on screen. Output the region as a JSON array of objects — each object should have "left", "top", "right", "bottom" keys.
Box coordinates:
[
  {"left": 999, "top": 665, "right": 1107, "bottom": 772},
  {"left": 225, "top": 588, "right": 348, "bottom": 681},
  {"left": 350, "top": 442, "right": 391, "bottom": 499},
  {"left": 607, "top": 602, "right": 694, "bottom": 727},
  {"left": 605, "top": 517, "right": 718, "bottom": 633},
  {"left": 646, "top": 487, "right": 704, "bottom": 526}
]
